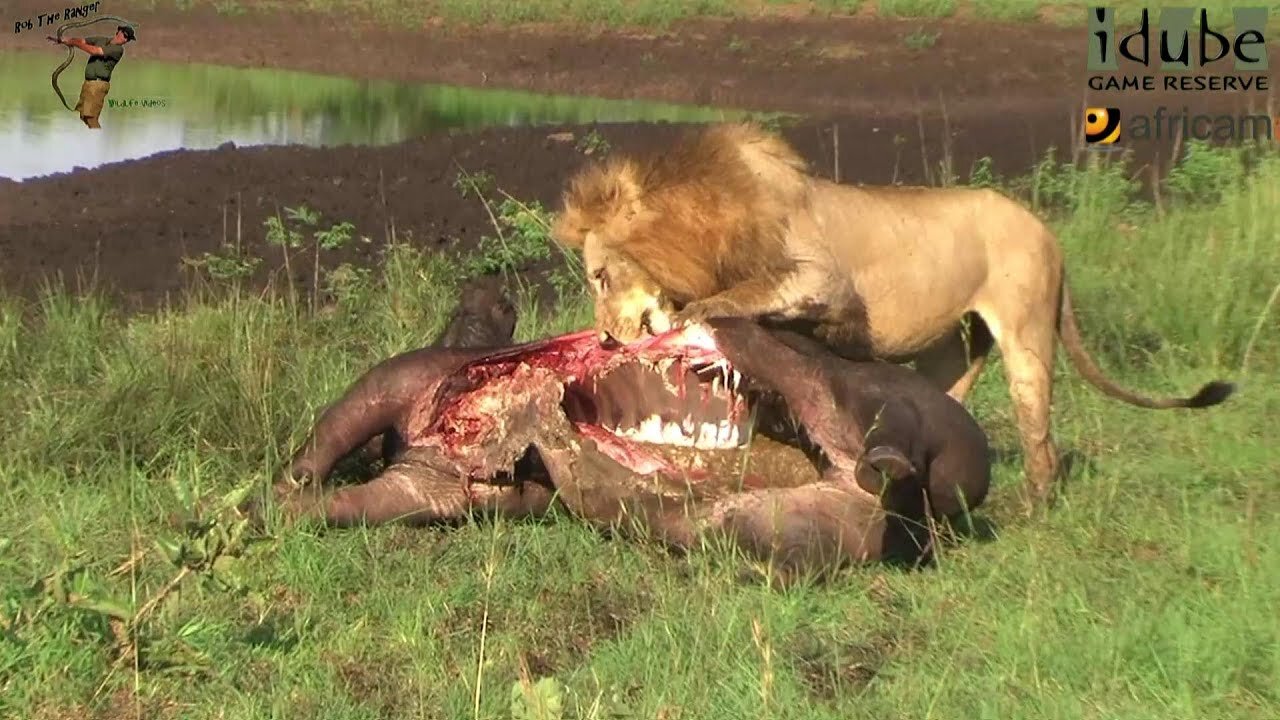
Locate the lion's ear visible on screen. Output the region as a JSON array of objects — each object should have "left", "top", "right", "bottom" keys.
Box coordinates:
[
  {"left": 602, "top": 170, "right": 632, "bottom": 203},
  {"left": 622, "top": 197, "right": 642, "bottom": 222},
  {"left": 548, "top": 210, "right": 585, "bottom": 249},
  {"left": 604, "top": 165, "right": 643, "bottom": 225}
]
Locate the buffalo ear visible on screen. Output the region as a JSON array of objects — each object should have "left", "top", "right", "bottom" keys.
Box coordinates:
[
  {"left": 864, "top": 445, "right": 916, "bottom": 481},
  {"left": 854, "top": 445, "right": 917, "bottom": 495}
]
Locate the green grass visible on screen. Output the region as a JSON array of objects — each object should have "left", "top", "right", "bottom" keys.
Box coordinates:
[
  {"left": 127, "top": 0, "right": 1280, "bottom": 30},
  {"left": 1, "top": 139, "right": 1278, "bottom": 719}
]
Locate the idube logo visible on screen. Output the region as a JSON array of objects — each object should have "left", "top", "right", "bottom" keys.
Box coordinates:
[{"left": 1087, "top": 6, "right": 1269, "bottom": 92}]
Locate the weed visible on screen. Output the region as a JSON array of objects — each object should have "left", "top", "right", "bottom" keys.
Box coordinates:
[
  {"left": 183, "top": 245, "right": 262, "bottom": 282},
  {"left": 575, "top": 129, "right": 611, "bottom": 156},
  {"left": 903, "top": 27, "right": 939, "bottom": 49},
  {"left": 462, "top": 198, "right": 556, "bottom": 277},
  {"left": 452, "top": 168, "right": 586, "bottom": 312},
  {"left": 877, "top": 0, "right": 957, "bottom": 19},
  {"left": 1163, "top": 139, "right": 1249, "bottom": 206},
  {"left": 213, "top": 0, "right": 246, "bottom": 15},
  {"left": 453, "top": 168, "right": 496, "bottom": 200},
  {"left": 972, "top": 0, "right": 1041, "bottom": 21},
  {"left": 511, "top": 672, "right": 566, "bottom": 720},
  {"left": 967, "top": 155, "right": 999, "bottom": 188},
  {"left": 815, "top": 0, "right": 866, "bottom": 13}
]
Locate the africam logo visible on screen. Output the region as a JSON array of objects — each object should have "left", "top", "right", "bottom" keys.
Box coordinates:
[{"left": 1084, "top": 105, "right": 1280, "bottom": 148}]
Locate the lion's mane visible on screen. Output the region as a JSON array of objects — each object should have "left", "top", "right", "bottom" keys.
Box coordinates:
[{"left": 551, "top": 122, "right": 812, "bottom": 303}]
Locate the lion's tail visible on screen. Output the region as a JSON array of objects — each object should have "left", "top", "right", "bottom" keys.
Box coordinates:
[{"left": 1056, "top": 281, "right": 1236, "bottom": 409}]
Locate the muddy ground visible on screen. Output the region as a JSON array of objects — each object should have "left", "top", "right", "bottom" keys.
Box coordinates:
[{"left": 0, "top": 0, "right": 1272, "bottom": 311}]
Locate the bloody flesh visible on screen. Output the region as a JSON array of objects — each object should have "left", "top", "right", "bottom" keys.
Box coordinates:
[{"left": 410, "top": 325, "right": 767, "bottom": 481}]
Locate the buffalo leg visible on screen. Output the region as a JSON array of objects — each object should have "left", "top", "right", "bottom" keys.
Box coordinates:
[
  {"left": 277, "top": 447, "right": 556, "bottom": 528},
  {"left": 704, "top": 479, "right": 932, "bottom": 581},
  {"left": 532, "top": 436, "right": 930, "bottom": 581},
  {"left": 285, "top": 349, "right": 453, "bottom": 485}
]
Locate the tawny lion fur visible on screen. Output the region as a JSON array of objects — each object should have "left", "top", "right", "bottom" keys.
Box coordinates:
[
  {"left": 554, "top": 123, "right": 806, "bottom": 306},
  {"left": 550, "top": 122, "right": 1236, "bottom": 505}
]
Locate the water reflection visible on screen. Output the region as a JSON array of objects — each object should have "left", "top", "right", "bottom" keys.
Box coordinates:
[{"left": 0, "top": 50, "right": 762, "bottom": 181}]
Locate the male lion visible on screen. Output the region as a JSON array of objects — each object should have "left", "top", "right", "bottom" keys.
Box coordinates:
[{"left": 549, "top": 122, "right": 1236, "bottom": 505}]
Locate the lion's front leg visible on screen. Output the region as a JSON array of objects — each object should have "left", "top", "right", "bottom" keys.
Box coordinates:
[{"left": 673, "top": 276, "right": 813, "bottom": 326}]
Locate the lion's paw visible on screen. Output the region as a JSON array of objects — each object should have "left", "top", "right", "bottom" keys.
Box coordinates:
[{"left": 674, "top": 299, "right": 733, "bottom": 326}]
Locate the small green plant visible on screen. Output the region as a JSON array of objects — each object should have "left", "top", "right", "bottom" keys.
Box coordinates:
[
  {"left": 903, "top": 27, "right": 940, "bottom": 49},
  {"left": 453, "top": 169, "right": 496, "bottom": 200},
  {"left": 575, "top": 129, "right": 611, "bottom": 156},
  {"left": 212, "top": 0, "right": 245, "bottom": 15},
  {"left": 815, "top": 0, "right": 865, "bottom": 13},
  {"left": 1019, "top": 146, "right": 1140, "bottom": 217},
  {"left": 309, "top": 219, "right": 357, "bottom": 309},
  {"left": 878, "top": 0, "right": 957, "bottom": 18},
  {"left": 260, "top": 205, "right": 365, "bottom": 308},
  {"left": 264, "top": 214, "right": 304, "bottom": 250},
  {"left": 314, "top": 220, "right": 355, "bottom": 251},
  {"left": 284, "top": 204, "right": 321, "bottom": 228},
  {"left": 453, "top": 168, "right": 586, "bottom": 308},
  {"left": 2, "top": 479, "right": 259, "bottom": 688},
  {"left": 973, "top": 0, "right": 1041, "bottom": 22},
  {"left": 967, "top": 155, "right": 999, "bottom": 188},
  {"left": 324, "top": 263, "right": 375, "bottom": 311},
  {"left": 727, "top": 35, "right": 750, "bottom": 52},
  {"left": 510, "top": 675, "right": 565, "bottom": 720},
  {"left": 463, "top": 198, "right": 555, "bottom": 277},
  {"left": 1163, "top": 139, "right": 1248, "bottom": 207},
  {"left": 183, "top": 244, "right": 262, "bottom": 282}
]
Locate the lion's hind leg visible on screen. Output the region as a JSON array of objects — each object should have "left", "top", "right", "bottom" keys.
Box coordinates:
[
  {"left": 912, "top": 313, "right": 995, "bottom": 404},
  {"left": 981, "top": 286, "right": 1061, "bottom": 511}
]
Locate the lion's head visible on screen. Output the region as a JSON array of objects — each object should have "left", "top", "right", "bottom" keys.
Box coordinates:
[
  {"left": 550, "top": 153, "right": 678, "bottom": 341},
  {"left": 550, "top": 122, "right": 810, "bottom": 342},
  {"left": 579, "top": 232, "right": 677, "bottom": 341}
]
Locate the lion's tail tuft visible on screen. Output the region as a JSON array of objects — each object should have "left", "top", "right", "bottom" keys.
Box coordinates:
[
  {"left": 1057, "top": 281, "right": 1237, "bottom": 410},
  {"left": 1183, "top": 380, "right": 1237, "bottom": 408}
]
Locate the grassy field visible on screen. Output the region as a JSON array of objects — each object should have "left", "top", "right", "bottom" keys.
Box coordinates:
[
  {"left": 1, "top": 138, "right": 1278, "bottom": 719},
  {"left": 133, "top": 0, "right": 1278, "bottom": 30}
]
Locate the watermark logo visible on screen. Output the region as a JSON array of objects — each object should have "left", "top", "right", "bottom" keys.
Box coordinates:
[
  {"left": 1082, "top": 105, "right": 1280, "bottom": 149},
  {"left": 106, "top": 97, "right": 167, "bottom": 109},
  {"left": 1087, "top": 6, "right": 1269, "bottom": 92},
  {"left": 1084, "top": 107, "right": 1123, "bottom": 146}
]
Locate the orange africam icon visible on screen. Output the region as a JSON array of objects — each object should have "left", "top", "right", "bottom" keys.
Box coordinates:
[{"left": 1084, "top": 107, "right": 1121, "bottom": 144}]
